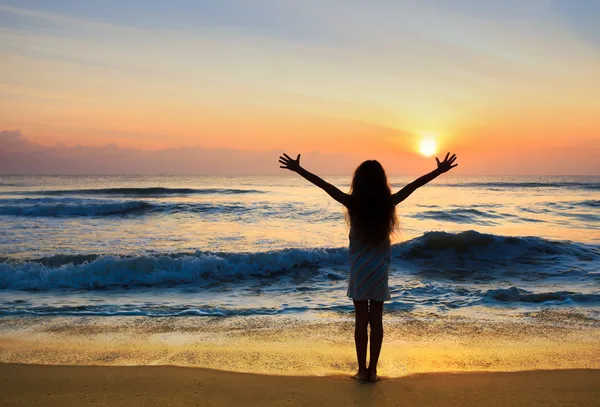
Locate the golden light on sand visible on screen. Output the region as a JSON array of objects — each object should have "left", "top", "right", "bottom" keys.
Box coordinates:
[{"left": 419, "top": 138, "right": 437, "bottom": 157}]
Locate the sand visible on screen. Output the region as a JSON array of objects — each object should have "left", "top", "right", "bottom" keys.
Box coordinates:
[
  {"left": 2, "top": 314, "right": 600, "bottom": 376},
  {"left": 2, "top": 314, "right": 599, "bottom": 405},
  {"left": 1, "top": 364, "right": 599, "bottom": 407}
]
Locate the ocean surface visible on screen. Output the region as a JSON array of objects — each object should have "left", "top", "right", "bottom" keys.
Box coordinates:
[{"left": 0, "top": 175, "right": 599, "bottom": 320}]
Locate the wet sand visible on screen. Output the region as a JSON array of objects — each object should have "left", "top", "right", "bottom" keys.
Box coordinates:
[
  {"left": 2, "top": 314, "right": 600, "bottom": 376},
  {"left": 1, "top": 364, "right": 599, "bottom": 407}
]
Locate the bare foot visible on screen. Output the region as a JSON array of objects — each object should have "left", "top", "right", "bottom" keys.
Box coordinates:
[
  {"left": 367, "top": 367, "right": 379, "bottom": 383},
  {"left": 351, "top": 369, "right": 368, "bottom": 382}
]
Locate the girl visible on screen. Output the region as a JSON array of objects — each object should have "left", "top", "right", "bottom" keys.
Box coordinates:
[{"left": 278, "top": 152, "right": 458, "bottom": 382}]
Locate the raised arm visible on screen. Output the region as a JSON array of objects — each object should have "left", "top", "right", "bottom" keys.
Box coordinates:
[
  {"left": 279, "top": 153, "right": 351, "bottom": 207},
  {"left": 392, "top": 152, "right": 458, "bottom": 205}
]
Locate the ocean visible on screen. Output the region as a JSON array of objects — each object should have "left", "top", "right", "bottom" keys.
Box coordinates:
[{"left": 1, "top": 174, "right": 599, "bottom": 321}]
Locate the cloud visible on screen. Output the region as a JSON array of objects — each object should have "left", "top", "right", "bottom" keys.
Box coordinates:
[
  {"left": 1, "top": 130, "right": 598, "bottom": 175},
  {"left": 0, "top": 130, "right": 365, "bottom": 175},
  {"left": 0, "top": 130, "right": 42, "bottom": 153}
]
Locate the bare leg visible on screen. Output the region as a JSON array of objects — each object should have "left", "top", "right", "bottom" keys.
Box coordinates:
[
  {"left": 352, "top": 300, "right": 369, "bottom": 381},
  {"left": 367, "top": 300, "right": 384, "bottom": 382}
]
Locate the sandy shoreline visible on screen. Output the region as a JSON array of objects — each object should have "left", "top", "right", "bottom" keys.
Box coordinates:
[
  {"left": 1, "top": 364, "right": 599, "bottom": 406},
  {"left": 2, "top": 313, "right": 600, "bottom": 376},
  {"left": 2, "top": 314, "right": 600, "bottom": 405}
]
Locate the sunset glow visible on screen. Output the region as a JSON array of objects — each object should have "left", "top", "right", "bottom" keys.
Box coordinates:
[{"left": 0, "top": 1, "right": 599, "bottom": 175}]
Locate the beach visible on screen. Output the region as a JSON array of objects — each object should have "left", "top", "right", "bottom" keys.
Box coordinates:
[
  {"left": 1, "top": 175, "right": 599, "bottom": 404},
  {"left": 2, "top": 364, "right": 600, "bottom": 407},
  {"left": 2, "top": 314, "right": 598, "bottom": 406}
]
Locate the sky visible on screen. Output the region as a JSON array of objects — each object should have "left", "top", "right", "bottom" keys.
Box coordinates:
[{"left": 1, "top": 0, "right": 599, "bottom": 175}]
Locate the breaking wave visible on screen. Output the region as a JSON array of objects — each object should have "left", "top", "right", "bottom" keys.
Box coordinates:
[{"left": 1, "top": 231, "right": 598, "bottom": 291}]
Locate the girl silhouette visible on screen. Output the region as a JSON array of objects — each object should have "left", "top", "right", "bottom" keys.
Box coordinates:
[{"left": 279, "top": 152, "right": 458, "bottom": 382}]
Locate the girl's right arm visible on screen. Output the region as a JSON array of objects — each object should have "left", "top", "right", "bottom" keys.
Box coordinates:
[{"left": 279, "top": 153, "right": 351, "bottom": 207}]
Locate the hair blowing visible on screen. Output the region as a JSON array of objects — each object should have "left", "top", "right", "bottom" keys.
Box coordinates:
[{"left": 346, "top": 160, "right": 398, "bottom": 246}]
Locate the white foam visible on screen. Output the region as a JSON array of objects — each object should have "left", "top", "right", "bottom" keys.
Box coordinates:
[{"left": 0, "top": 248, "right": 349, "bottom": 290}]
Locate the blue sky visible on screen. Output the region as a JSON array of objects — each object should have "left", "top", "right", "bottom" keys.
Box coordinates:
[{"left": 2, "top": 1, "right": 599, "bottom": 47}]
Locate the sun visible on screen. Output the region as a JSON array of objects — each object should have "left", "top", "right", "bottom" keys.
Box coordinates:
[{"left": 419, "top": 138, "right": 437, "bottom": 157}]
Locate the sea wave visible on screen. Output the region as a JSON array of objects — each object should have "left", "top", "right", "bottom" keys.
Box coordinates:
[
  {"left": 483, "top": 287, "right": 600, "bottom": 304},
  {"left": 0, "top": 248, "right": 349, "bottom": 290},
  {"left": 0, "top": 198, "right": 249, "bottom": 217},
  {"left": 0, "top": 200, "right": 154, "bottom": 216},
  {"left": 0, "top": 304, "right": 284, "bottom": 317},
  {"left": 547, "top": 200, "right": 600, "bottom": 209},
  {"left": 399, "top": 230, "right": 599, "bottom": 257},
  {"left": 391, "top": 181, "right": 600, "bottom": 190},
  {"left": 399, "top": 231, "right": 600, "bottom": 281},
  {"left": 1, "top": 187, "right": 264, "bottom": 196},
  {"left": 1, "top": 231, "right": 598, "bottom": 291},
  {"left": 0, "top": 198, "right": 342, "bottom": 219},
  {"left": 575, "top": 199, "right": 600, "bottom": 208},
  {"left": 409, "top": 208, "right": 506, "bottom": 225}
]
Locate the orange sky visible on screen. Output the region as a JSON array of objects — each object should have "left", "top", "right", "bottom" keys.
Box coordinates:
[{"left": 1, "top": 1, "right": 599, "bottom": 174}]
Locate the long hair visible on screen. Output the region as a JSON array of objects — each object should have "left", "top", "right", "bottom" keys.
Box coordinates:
[{"left": 346, "top": 160, "right": 397, "bottom": 247}]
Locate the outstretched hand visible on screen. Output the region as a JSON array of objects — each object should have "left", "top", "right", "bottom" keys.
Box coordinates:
[
  {"left": 436, "top": 152, "right": 458, "bottom": 173},
  {"left": 279, "top": 153, "right": 301, "bottom": 172}
]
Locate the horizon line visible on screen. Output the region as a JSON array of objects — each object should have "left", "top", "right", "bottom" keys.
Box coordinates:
[{"left": 1, "top": 173, "right": 599, "bottom": 177}]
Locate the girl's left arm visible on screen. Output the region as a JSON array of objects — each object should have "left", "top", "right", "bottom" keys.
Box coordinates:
[
  {"left": 392, "top": 152, "right": 458, "bottom": 205},
  {"left": 279, "top": 153, "right": 351, "bottom": 207}
]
